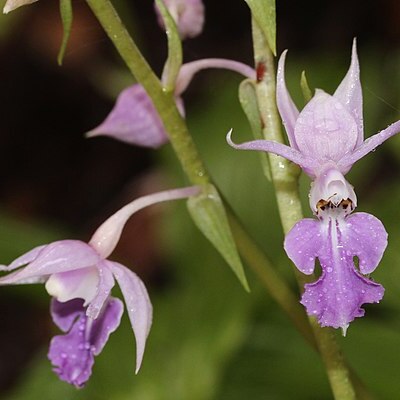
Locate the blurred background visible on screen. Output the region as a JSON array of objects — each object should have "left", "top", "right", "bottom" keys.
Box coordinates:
[{"left": 1, "top": 0, "right": 400, "bottom": 399}]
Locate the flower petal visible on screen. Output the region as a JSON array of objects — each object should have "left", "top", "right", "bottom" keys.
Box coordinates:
[
  {"left": 286, "top": 213, "right": 385, "bottom": 332},
  {"left": 48, "top": 297, "right": 123, "bottom": 388},
  {"left": 302, "top": 267, "right": 384, "bottom": 334},
  {"left": 86, "top": 260, "right": 115, "bottom": 319},
  {"left": 334, "top": 39, "right": 364, "bottom": 146},
  {"left": 48, "top": 299, "right": 94, "bottom": 388},
  {"left": 226, "top": 130, "right": 317, "bottom": 176},
  {"left": 284, "top": 218, "right": 323, "bottom": 275},
  {"left": 86, "top": 84, "right": 170, "bottom": 149},
  {"left": 294, "top": 90, "right": 358, "bottom": 163},
  {"left": 90, "top": 297, "right": 123, "bottom": 356},
  {"left": 51, "top": 298, "right": 84, "bottom": 332},
  {"left": 338, "top": 119, "right": 400, "bottom": 171},
  {"left": 1, "top": 245, "right": 47, "bottom": 272},
  {"left": 276, "top": 50, "right": 300, "bottom": 149},
  {"left": 0, "top": 241, "right": 101, "bottom": 285},
  {"left": 108, "top": 261, "right": 152, "bottom": 373},
  {"left": 341, "top": 212, "right": 388, "bottom": 274}
]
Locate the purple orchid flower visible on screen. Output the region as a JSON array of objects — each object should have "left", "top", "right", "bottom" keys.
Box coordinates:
[
  {"left": 227, "top": 41, "right": 400, "bottom": 333},
  {"left": 88, "top": 59, "right": 254, "bottom": 148},
  {"left": 154, "top": 0, "right": 205, "bottom": 40},
  {"left": 0, "top": 186, "right": 199, "bottom": 387}
]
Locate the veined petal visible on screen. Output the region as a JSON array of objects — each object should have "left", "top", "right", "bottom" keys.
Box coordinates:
[
  {"left": 226, "top": 130, "right": 318, "bottom": 176},
  {"left": 108, "top": 261, "right": 152, "bottom": 373},
  {"left": 276, "top": 50, "right": 300, "bottom": 149},
  {"left": 3, "top": 0, "right": 37, "bottom": 14},
  {"left": 285, "top": 213, "right": 385, "bottom": 332},
  {"left": 86, "top": 84, "right": 171, "bottom": 149},
  {"left": 294, "top": 90, "right": 358, "bottom": 163},
  {"left": 334, "top": 39, "right": 363, "bottom": 146},
  {"left": 0, "top": 241, "right": 101, "bottom": 285},
  {"left": 86, "top": 260, "right": 115, "bottom": 319},
  {"left": 49, "top": 297, "right": 123, "bottom": 388},
  {"left": 341, "top": 212, "right": 387, "bottom": 274},
  {"left": 338, "top": 119, "right": 400, "bottom": 170}
]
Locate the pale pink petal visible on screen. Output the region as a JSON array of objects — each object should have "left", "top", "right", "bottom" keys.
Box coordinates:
[
  {"left": 294, "top": 90, "right": 358, "bottom": 163},
  {"left": 226, "top": 130, "right": 318, "bottom": 177},
  {"left": 334, "top": 39, "right": 364, "bottom": 146},
  {"left": 108, "top": 261, "right": 152, "bottom": 373},
  {"left": 0, "top": 241, "right": 101, "bottom": 285},
  {"left": 338, "top": 119, "right": 400, "bottom": 170},
  {"left": 86, "top": 261, "right": 115, "bottom": 319},
  {"left": 276, "top": 50, "right": 300, "bottom": 149},
  {"left": 86, "top": 84, "right": 170, "bottom": 149},
  {"left": 1, "top": 245, "right": 47, "bottom": 272}
]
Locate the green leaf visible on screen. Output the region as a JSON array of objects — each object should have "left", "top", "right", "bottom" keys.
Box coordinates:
[
  {"left": 244, "top": 0, "right": 276, "bottom": 55},
  {"left": 57, "top": 0, "right": 73, "bottom": 66},
  {"left": 300, "top": 70, "right": 313, "bottom": 103},
  {"left": 155, "top": 0, "right": 183, "bottom": 92},
  {"left": 187, "top": 184, "right": 249, "bottom": 291},
  {"left": 238, "top": 79, "right": 271, "bottom": 181}
]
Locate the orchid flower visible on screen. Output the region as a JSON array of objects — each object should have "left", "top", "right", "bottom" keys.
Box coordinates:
[
  {"left": 154, "top": 0, "right": 205, "bottom": 40},
  {"left": 88, "top": 59, "right": 254, "bottom": 148},
  {"left": 227, "top": 41, "right": 400, "bottom": 333},
  {"left": 0, "top": 186, "right": 199, "bottom": 387}
]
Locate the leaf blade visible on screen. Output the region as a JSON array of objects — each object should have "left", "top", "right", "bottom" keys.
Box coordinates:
[{"left": 187, "top": 184, "right": 249, "bottom": 291}]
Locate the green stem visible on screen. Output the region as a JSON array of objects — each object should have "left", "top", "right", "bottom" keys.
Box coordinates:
[{"left": 251, "top": 20, "right": 362, "bottom": 400}]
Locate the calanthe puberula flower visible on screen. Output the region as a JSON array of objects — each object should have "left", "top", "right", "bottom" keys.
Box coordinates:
[
  {"left": 228, "top": 41, "right": 400, "bottom": 333},
  {"left": 0, "top": 186, "right": 199, "bottom": 386}
]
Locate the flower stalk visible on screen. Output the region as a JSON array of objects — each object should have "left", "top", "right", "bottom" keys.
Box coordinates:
[{"left": 250, "top": 18, "right": 359, "bottom": 400}]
